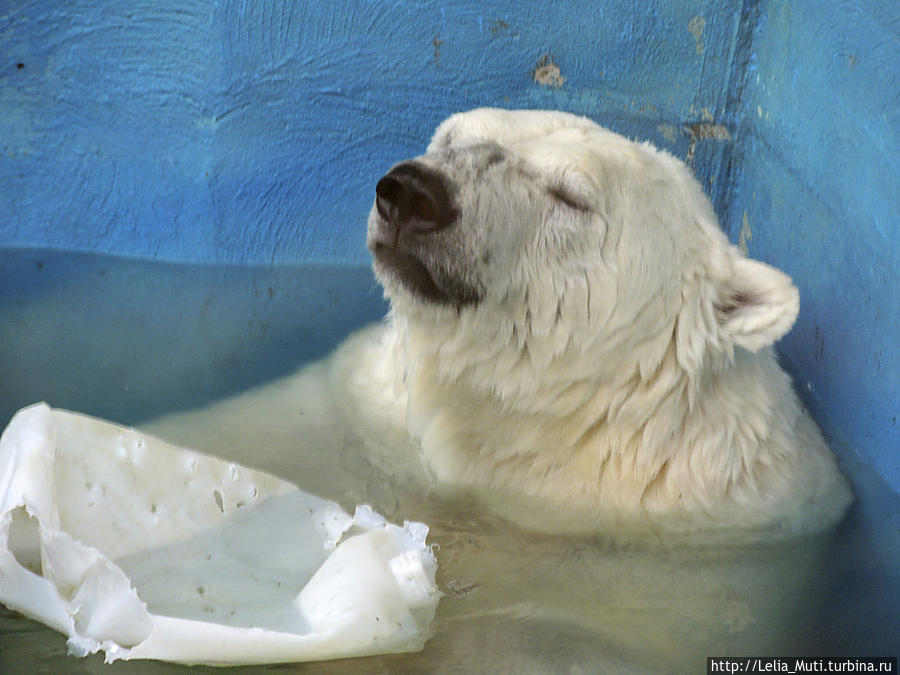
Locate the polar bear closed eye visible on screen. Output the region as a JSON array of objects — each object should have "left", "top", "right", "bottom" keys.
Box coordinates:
[{"left": 366, "top": 108, "right": 851, "bottom": 539}]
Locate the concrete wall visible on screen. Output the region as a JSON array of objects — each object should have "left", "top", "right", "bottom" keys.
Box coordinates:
[{"left": 1, "top": 1, "right": 897, "bottom": 493}]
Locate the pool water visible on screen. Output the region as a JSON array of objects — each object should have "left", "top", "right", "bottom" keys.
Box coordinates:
[
  {"left": 0, "top": 249, "right": 387, "bottom": 428},
  {"left": 1, "top": 250, "right": 897, "bottom": 673}
]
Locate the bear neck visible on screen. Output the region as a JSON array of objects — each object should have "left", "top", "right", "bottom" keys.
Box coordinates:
[{"left": 393, "top": 308, "right": 811, "bottom": 529}]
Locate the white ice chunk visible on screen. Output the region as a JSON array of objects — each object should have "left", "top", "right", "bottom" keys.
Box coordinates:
[{"left": 0, "top": 403, "right": 439, "bottom": 666}]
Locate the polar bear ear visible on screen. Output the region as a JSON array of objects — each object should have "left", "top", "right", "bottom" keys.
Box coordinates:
[{"left": 714, "top": 255, "right": 800, "bottom": 352}]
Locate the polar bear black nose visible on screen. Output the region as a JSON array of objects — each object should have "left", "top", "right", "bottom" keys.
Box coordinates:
[{"left": 375, "top": 162, "right": 456, "bottom": 237}]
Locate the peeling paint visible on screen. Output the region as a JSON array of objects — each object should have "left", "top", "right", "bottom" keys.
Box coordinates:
[
  {"left": 684, "top": 122, "right": 731, "bottom": 141},
  {"left": 533, "top": 54, "right": 565, "bottom": 88},
  {"left": 489, "top": 19, "right": 510, "bottom": 36},
  {"left": 683, "top": 121, "right": 731, "bottom": 165},
  {"left": 688, "top": 15, "right": 706, "bottom": 55},
  {"left": 657, "top": 123, "right": 679, "bottom": 143}
]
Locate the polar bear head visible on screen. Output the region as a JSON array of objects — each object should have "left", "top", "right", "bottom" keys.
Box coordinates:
[
  {"left": 367, "top": 109, "right": 798, "bottom": 399},
  {"left": 365, "top": 109, "right": 848, "bottom": 537}
]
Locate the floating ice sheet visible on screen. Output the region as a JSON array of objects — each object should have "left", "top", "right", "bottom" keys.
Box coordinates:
[{"left": 0, "top": 403, "right": 439, "bottom": 665}]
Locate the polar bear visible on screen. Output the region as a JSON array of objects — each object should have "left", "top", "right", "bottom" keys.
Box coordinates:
[
  {"left": 152, "top": 108, "right": 849, "bottom": 542},
  {"left": 141, "top": 109, "right": 853, "bottom": 670},
  {"left": 363, "top": 108, "right": 850, "bottom": 539}
]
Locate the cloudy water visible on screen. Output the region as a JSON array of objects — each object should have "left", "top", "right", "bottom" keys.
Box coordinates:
[{"left": 1, "top": 250, "right": 897, "bottom": 673}]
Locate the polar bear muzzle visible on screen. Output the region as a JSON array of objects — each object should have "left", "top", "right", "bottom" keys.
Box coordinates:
[
  {"left": 374, "top": 162, "right": 457, "bottom": 234},
  {"left": 369, "top": 162, "right": 481, "bottom": 307}
]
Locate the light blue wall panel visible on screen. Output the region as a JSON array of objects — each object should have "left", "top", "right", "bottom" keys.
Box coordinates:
[{"left": 727, "top": 0, "right": 899, "bottom": 491}]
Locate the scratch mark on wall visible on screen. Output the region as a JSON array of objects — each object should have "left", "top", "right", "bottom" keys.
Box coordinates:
[
  {"left": 533, "top": 54, "right": 565, "bottom": 88},
  {"left": 739, "top": 210, "right": 753, "bottom": 255},
  {"left": 432, "top": 36, "right": 443, "bottom": 69},
  {"left": 814, "top": 324, "right": 825, "bottom": 361}
]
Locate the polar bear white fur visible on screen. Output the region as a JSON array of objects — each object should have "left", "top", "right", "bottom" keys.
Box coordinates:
[
  {"left": 140, "top": 109, "right": 854, "bottom": 668},
  {"left": 151, "top": 108, "right": 850, "bottom": 543},
  {"left": 362, "top": 108, "right": 850, "bottom": 539}
]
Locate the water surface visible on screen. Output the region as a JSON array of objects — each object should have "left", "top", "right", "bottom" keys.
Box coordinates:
[{"left": 1, "top": 250, "right": 897, "bottom": 673}]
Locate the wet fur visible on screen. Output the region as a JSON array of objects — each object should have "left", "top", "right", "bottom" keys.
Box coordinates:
[{"left": 143, "top": 108, "right": 853, "bottom": 671}]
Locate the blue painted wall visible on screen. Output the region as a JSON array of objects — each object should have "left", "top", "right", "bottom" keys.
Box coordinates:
[
  {"left": 2, "top": 0, "right": 744, "bottom": 263},
  {"left": 0, "top": 1, "right": 897, "bottom": 496},
  {"left": 725, "top": 0, "right": 899, "bottom": 492}
]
